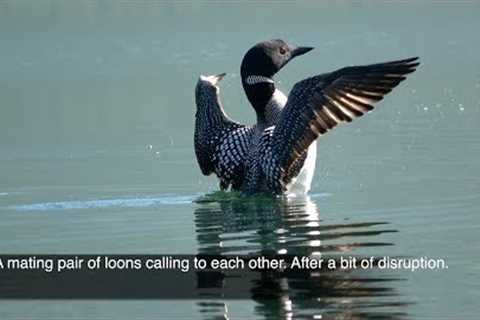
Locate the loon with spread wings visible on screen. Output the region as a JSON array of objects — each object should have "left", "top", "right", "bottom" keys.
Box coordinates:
[{"left": 194, "top": 39, "right": 419, "bottom": 195}]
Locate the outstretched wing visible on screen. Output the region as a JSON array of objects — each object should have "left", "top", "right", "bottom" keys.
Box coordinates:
[{"left": 272, "top": 57, "right": 419, "bottom": 183}]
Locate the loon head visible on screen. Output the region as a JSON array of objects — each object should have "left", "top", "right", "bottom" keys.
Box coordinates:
[
  {"left": 240, "top": 39, "right": 314, "bottom": 121},
  {"left": 197, "top": 73, "right": 226, "bottom": 89},
  {"left": 196, "top": 73, "right": 226, "bottom": 100},
  {"left": 241, "top": 39, "right": 314, "bottom": 80}
]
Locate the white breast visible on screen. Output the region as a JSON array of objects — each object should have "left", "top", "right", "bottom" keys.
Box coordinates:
[
  {"left": 286, "top": 141, "right": 317, "bottom": 196},
  {"left": 272, "top": 89, "right": 288, "bottom": 106},
  {"left": 264, "top": 89, "right": 288, "bottom": 125}
]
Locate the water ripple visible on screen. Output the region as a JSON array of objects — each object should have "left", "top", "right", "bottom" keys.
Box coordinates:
[
  {"left": 8, "top": 194, "right": 197, "bottom": 211},
  {"left": 192, "top": 193, "right": 410, "bottom": 319}
]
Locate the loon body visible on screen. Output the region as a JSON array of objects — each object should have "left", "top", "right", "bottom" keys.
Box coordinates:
[
  {"left": 194, "top": 74, "right": 253, "bottom": 190},
  {"left": 194, "top": 39, "right": 419, "bottom": 195}
]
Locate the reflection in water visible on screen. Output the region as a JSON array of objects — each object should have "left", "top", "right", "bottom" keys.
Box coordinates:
[{"left": 193, "top": 194, "right": 410, "bottom": 320}]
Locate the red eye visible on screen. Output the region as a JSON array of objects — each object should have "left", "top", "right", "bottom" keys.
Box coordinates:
[{"left": 279, "top": 47, "right": 287, "bottom": 55}]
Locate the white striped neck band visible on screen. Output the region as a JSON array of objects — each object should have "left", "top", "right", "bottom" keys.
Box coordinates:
[{"left": 244, "top": 75, "right": 275, "bottom": 85}]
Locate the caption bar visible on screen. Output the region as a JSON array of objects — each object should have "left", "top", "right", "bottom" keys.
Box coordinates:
[{"left": 0, "top": 255, "right": 448, "bottom": 299}]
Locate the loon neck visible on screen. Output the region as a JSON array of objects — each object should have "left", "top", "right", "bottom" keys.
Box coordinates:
[
  {"left": 196, "top": 89, "right": 230, "bottom": 128},
  {"left": 244, "top": 75, "right": 274, "bottom": 85},
  {"left": 242, "top": 75, "right": 281, "bottom": 125}
]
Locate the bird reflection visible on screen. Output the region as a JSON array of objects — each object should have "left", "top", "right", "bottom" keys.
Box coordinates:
[{"left": 193, "top": 193, "right": 410, "bottom": 320}]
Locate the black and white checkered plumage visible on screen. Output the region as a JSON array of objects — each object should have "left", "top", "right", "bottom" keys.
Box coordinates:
[
  {"left": 195, "top": 40, "right": 419, "bottom": 195},
  {"left": 194, "top": 74, "right": 254, "bottom": 190}
]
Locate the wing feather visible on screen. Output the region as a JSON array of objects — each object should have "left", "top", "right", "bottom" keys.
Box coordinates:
[{"left": 272, "top": 57, "right": 420, "bottom": 184}]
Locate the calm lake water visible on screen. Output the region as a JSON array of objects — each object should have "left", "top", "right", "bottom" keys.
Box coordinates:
[{"left": 1, "top": 1, "right": 479, "bottom": 319}]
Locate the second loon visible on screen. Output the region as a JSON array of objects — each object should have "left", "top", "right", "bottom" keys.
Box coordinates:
[{"left": 194, "top": 39, "right": 419, "bottom": 195}]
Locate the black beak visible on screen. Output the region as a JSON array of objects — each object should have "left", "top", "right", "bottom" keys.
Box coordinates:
[
  {"left": 214, "top": 73, "right": 226, "bottom": 82},
  {"left": 291, "top": 46, "right": 314, "bottom": 58}
]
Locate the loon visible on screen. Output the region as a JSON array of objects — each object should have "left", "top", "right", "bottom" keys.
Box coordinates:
[{"left": 194, "top": 39, "right": 419, "bottom": 195}]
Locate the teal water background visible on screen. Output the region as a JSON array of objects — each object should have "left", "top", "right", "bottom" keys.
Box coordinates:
[{"left": 0, "top": 1, "right": 479, "bottom": 319}]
